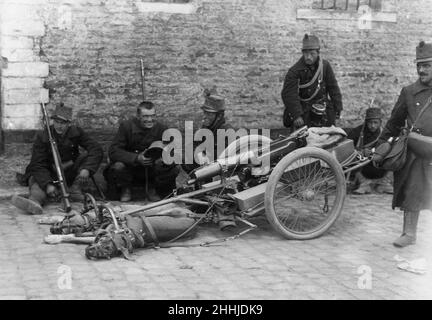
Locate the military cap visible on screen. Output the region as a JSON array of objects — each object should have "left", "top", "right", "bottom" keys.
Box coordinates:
[
  {"left": 51, "top": 102, "right": 72, "bottom": 122},
  {"left": 201, "top": 94, "right": 225, "bottom": 113},
  {"left": 302, "top": 34, "right": 320, "bottom": 51},
  {"left": 416, "top": 41, "right": 432, "bottom": 63},
  {"left": 365, "top": 107, "right": 382, "bottom": 120}
]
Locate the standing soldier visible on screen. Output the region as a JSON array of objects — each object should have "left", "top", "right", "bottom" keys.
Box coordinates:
[
  {"left": 282, "top": 34, "right": 343, "bottom": 129},
  {"left": 375, "top": 41, "right": 432, "bottom": 247},
  {"left": 104, "top": 100, "right": 178, "bottom": 202},
  {"left": 11, "top": 103, "right": 103, "bottom": 214}
]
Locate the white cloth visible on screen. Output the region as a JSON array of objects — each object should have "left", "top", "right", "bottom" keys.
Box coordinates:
[
  {"left": 306, "top": 125, "right": 347, "bottom": 148},
  {"left": 394, "top": 255, "right": 428, "bottom": 275}
]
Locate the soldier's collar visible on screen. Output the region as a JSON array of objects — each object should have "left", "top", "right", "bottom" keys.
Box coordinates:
[{"left": 412, "top": 79, "right": 432, "bottom": 95}]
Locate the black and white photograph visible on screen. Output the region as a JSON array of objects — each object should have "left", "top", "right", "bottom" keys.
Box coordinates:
[{"left": 0, "top": 0, "right": 431, "bottom": 303}]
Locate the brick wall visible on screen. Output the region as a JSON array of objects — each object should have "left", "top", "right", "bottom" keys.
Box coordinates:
[{"left": 1, "top": 0, "right": 432, "bottom": 153}]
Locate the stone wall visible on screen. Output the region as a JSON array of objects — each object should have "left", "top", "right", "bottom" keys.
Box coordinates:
[{"left": 1, "top": 0, "right": 432, "bottom": 153}]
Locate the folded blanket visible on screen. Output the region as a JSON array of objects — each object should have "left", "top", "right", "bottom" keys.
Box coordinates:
[{"left": 306, "top": 126, "right": 347, "bottom": 149}]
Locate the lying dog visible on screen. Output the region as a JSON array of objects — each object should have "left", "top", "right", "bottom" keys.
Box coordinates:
[{"left": 42, "top": 201, "right": 197, "bottom": 260}]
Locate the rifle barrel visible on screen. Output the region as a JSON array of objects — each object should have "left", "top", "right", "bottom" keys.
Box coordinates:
[
  {"left": 41, "top": 103, "right": 72, "bottom": 213},
  {"left": 140, "top": 59, "right": 145, "bottom": 100}
]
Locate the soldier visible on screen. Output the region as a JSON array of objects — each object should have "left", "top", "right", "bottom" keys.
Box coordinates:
[
  {"left": 104, "top": 100, "right": 178, "bottom": 202},
  {"left": 345, "top": 107, "right": 392, "bottom": 194},
  {"left": 179, "top": 93, "right": 236, "bottom": 230},
  {"left": 200, "top": 92, "right": 233, "bottom": 133},
  {"left": 282, "top": 34, "right": 343, "bottom": 130},
  {"left": 374, "top": 41, "right": 432, "bottom": 247},
  {"left": 182, "top": 92, "right": 233, "bottom": 174},
  {"left": 11, "top": 103, "right": 103, "bottom": 215}
]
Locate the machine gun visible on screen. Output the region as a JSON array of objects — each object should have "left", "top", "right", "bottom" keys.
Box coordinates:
[
  {"left": 43, "top": 124, "right": 373, "bottom": 257},
  {"left": 41, "top": 103, "right": 72, "bottom": 214},
  {"left": 187, "top": 126, "right": 309, "bottom": 185}
]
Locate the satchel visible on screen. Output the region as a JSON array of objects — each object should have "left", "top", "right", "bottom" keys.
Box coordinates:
[
  {"left": 380, "top": 130, "right": 409, "bottom": 171},
  {"left": 379, "top": 95, "right": 432, "bottom": 171}
]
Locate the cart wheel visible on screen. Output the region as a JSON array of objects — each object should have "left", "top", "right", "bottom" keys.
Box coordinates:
[{"left": 265, "top": 146, "right": 346, "bottom": 240}]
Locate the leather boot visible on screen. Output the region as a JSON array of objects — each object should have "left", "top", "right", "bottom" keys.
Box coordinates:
[
  {"left": 393, "top": 210, "right": 419, "bottom": 247},
  {"left": 375, "top": 171, "right": 393, "bottom": 194},
  {"left": 69, "top": 181, "right": 85, "bottom": 202},
  {"left": 146, "top": 187, "right": 161, "bottom": 202},
  {"left": 120, "top": 187, "right": 132, "bottom": 202},
  {"left": 11, "top": 195, "right": 43, "bottom": 215},
  {"left": 353, "top": 172, "right": 372, "bottom": 195}
]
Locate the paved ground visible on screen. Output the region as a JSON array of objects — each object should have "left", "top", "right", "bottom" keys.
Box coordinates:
[{"left": 0, "top": 190, "right": 431, "bottom": 301}]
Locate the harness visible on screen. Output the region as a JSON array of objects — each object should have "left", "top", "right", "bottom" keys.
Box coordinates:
[{"left": 298, "top": 58, "right": 324, "bottom": 103}]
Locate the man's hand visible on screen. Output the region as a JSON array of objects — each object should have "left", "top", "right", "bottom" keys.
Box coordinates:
[
  {"left": 46, "top": 184, "right": 59, "bottom": 199},
  {"left": 76, "top": 169, "right": 90, "bottom": 186},
  {"left": 293, "top": 116, "right": 304, "bottom": 128},
  {"left": 362, "top": 148, "right": 373, "bottom": 158},
  {"left": 136, "top": 152, "right": 153, "bottom": 167}
]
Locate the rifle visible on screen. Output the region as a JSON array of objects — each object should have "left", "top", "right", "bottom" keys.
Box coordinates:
[
  {"left": 41, "top": 103, "right": 72, "bottom": 214},
  {"left": 140, "top": 59, "right": 146, "bottom": 100},
  {"left": 140, "top": 59, "right": 150, "bottom": 198}
]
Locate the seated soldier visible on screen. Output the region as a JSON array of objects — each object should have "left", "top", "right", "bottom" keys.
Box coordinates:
[
  {"left": 344, "top": 107, "right": 393, "bottom": 194},
  {"left": 11, "top": 103, "right": 104, "bottom": 214},
  {"left": 178, "top": 92, "right": 237, "bottom": 230},
  {"left": 104, "top": 100, "right": 178, "bottom": 202},
  {"left": 181, "top": 92, "right": 233, "bottom": 175}
]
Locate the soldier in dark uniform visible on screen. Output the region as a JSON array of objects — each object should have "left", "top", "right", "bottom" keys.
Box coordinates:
[
  {"left": 182, "top": 93, "right": 233, "bottom": 173},
  {"left": 345, "top": 107, "right": 392, "bottom": 194},
  {"left": 178, "top": 93, "right": 237, "bottom": 230},
  {"left": 11, "top": 103, "right": 104, "bottom": 214},
  {"left": 281, "top": 34, "right": 343, "bottom": 129},
  {"left": 374, "top": 41, "right": 432, "bottom": 247},
  {"left": 104, "top": 101, "right": 178, "bottom": 202}
]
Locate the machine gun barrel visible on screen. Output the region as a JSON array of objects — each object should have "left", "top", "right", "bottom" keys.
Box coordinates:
[
  {"left": 41, "top": 103, "right": 72, "bottom": 213},
  {"left": 188, "top": 127, "right": 308, "bottom": 185},
  {"left": 188, "top": 150, "right": 258, "bottom": 184}
]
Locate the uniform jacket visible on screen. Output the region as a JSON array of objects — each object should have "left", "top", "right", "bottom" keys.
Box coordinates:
[
  {"left": 379, "top": 79, "right": 432, "bottom": 210},
  {"left": 281, "top": 56, "right": 343, "bottom": 127},
  {"left": 345, "top": 124, "right": 382, "bottom": 149},
  {"left": 24, "top": 125, "right": 103, "bottom": 190},
  {"left": 108, "top": 117, "right": 167, "bottom": 166},
  {"left": 182, "top": 117, "right": 234, "bottom": 173}
]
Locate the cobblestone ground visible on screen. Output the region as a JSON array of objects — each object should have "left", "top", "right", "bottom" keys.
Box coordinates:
[{"left": 0, "top": 194, "right": 431, "bottom": 300}]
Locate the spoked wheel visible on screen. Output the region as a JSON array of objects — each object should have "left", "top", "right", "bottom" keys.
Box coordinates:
[{"left": 264, "top": 147, "right": 346, "bottom": 240}]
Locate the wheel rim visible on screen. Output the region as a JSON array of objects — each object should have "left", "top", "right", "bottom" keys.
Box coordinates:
[{"left": 272, "top": 154, "right": 342, "bottom": 236}]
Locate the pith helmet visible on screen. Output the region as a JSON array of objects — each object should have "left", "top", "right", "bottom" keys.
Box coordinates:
[
  {"left": 416, "top": 41, "right": 432, "bottom": 63},
  {"left": 201, "top": 94, "right": 225, "bottom": 113},
  {"left": 365, "top": 107, "right": 383, "bottom": 120},
  {"left": 302, "top": 34, "right": 320, "bottom": 50},
  {"left": 51, "top": 102, "right": 72, "bottom": 122}
]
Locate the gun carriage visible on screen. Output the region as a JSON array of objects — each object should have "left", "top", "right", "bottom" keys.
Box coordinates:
[{"left": 52, "top": 126, "right": 368, "bottom": 236}]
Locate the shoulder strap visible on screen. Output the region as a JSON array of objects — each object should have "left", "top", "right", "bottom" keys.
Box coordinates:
[
  {"left": 411, "top": 94, "right": 432, "bottom": 130},
  {"left": 298, "top": 58, "right": 323, "bottom": 89},
  {"left": 298, "top": 60, "right": 324, "bottom": 103}
]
